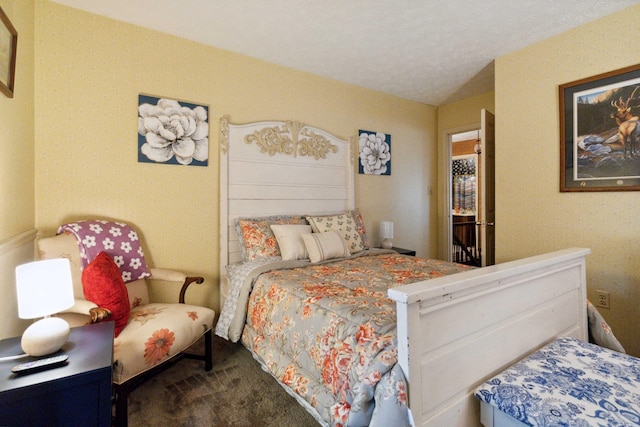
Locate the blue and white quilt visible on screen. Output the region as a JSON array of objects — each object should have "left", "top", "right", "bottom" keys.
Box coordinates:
[{"left": 475, "top": 337, "right": 640, "bottom": 426}]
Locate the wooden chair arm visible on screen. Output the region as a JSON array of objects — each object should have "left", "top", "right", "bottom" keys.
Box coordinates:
[
  {"left": 59, "top": 299, "right": 111, "bottom": 325},
  {"left": 61, "top": 299, "right": 98, "bottom": 316},
  {"left": 149, "top": 268, "right": 204, "bottom": 304},
  {"left": 89, "top": 307, "right": 112, "bottom": 323},
  {"left": 149, "top": 268, "right": 187, "bottom": 282},
  {"left": 179, "top": 276, "right": 205, "bottom": 304}
]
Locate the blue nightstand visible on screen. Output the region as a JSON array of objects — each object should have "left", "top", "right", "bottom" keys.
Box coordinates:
[{"left": 0, "top": 321, "right": 114, "bottom": 427}]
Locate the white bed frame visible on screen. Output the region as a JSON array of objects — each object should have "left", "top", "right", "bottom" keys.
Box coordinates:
[{"left": 219, "top": 117, "right": 589, "bottom": 427}]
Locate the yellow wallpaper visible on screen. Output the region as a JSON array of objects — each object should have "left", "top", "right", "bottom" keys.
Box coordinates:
[
  {"left": 496, "top": 4, "right": 640, "bottom": 356},
  {"left": 0, "top": 0, "right": 34, "bottom": 240},
  {"left": 33, "top": 1, "right": 436, "bottom": 312},
  {"left": 0, "top": 0, "right": 35, "bottom": 339}
]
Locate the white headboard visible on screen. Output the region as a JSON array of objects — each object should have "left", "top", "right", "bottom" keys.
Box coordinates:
[{"left": 219, "top": 116, "right": 354, "bottom": 284}]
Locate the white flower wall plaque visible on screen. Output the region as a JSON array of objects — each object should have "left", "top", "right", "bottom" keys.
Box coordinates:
[
  {"left": 358, "top": 130, "right": 391, "bottom": 175},
  {"left": 137, "top": 95, "right": 209, "bottom": 166}
]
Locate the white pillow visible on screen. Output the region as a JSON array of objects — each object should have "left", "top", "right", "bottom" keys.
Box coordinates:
[
  {"left": 270, "top": 224, "right": 312, "bottom": 260},
  {"left": 301, "top": 231, "right": 351, "bottom": 263}
]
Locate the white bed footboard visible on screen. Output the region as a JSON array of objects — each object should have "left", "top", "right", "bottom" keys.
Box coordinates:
[{"left": 388, "top": 247, "right": 590, "bottom": 427}]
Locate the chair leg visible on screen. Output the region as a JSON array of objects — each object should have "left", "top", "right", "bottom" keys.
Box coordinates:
[
  {"left": 111, "top": 329, "right": 211, "bottom": 427},
  {"left": 114, "top": 385, "right": 129, "bottom": 427},
  {"left": 204, "top": 329, "right": 213, "bottom": 371}
]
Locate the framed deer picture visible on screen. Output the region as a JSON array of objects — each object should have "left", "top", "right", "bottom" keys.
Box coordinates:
[{"left": 560, "top": 64, "right": 640, "bottom": 191}]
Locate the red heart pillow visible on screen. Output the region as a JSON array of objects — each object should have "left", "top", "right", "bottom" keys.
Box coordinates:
[{"left": 81, "top": 251, "right": 130, "bottom": 337}]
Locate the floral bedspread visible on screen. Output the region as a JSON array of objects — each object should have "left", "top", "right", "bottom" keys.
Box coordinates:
[
  {"left": 240, "top": 253, "right": 473, "bottom": 427},
  {"left": 475, "top": 337, "right": 640, "bottom": 426}
]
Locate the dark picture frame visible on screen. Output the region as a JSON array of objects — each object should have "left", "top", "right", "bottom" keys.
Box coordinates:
[
  {"left": 357, "top": 129, "right": 391, "bottom": 175},
  {"left": 137, "top": 94, "right": 209, "bottom": 167},
  {"left": 560, "top": 64, "right": 640, "bottom": 192},
  {"left": 0, "top": 6, "right": 17, "bottom": 98}
]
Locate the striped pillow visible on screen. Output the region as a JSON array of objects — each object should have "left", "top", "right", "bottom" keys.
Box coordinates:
[{"left": 301, "top": 231, "right": 351, "bottom": 263}]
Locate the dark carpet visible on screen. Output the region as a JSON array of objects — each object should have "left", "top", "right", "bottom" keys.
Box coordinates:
[{"left": 127, "top": 334, "right": 320, "bottom": 427}]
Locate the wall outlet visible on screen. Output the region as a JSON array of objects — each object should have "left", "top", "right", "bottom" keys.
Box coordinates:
[{"left": 595, "top": 290, "right": 610, "bottom": 309}]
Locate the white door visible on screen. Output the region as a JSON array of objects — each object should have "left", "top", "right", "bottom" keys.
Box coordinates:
[{"left": 478, "top": 109, "right": 495, "bottom": 266}]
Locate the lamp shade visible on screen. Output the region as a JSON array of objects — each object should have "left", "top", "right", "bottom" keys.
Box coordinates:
[
  {"left": 16, "top": 258, "right": 74, "bottom": 319},
  {"left": 380, "top": 221, "right": 394, "bottom": 239}
]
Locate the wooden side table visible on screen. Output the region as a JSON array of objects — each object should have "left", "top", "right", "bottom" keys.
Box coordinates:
[{"left": 0, "top": 321, "right": 114, "bottom": 427}]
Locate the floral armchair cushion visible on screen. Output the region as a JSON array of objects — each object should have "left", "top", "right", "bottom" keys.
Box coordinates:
[{"left": 113, "top": 302, "right": 214, "bottom": 384}]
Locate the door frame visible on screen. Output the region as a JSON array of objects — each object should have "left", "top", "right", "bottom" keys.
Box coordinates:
[
  {"left": 479, "top": 109, "right": 496, "bottom": 266},
  {"left": 439, "top": 123, "right": 480, "bottom": 262}
]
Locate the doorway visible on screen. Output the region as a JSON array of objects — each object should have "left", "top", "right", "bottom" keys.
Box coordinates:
[
  {"left": 451, "top": 132, "right": 481, "bottom": 266},
  {"left": 444, "top": 109, "right": 495, "bottom": 267}
]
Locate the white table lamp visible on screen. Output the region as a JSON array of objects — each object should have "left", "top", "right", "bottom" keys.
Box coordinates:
[
  {"left": 380, "top": 221, "right": 394, "bottom": 249},
  {"left": 16, "top": 258, "right": 74, "bottom": 356}
]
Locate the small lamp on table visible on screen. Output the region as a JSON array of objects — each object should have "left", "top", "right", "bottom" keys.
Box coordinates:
[
  {"left": 380, "top": 221, "right": 394, "bottom": 249},
  {"left": 15, "top": 258, "right": 74, "bottom": 357}
]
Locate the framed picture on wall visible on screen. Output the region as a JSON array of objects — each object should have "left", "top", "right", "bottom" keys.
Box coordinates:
[
  {"left": 560, "top": 64, "right": 640, "bottom": 191},
  {"left": 137, "top": 94, "right": 209, "bottom": 166},
  {"left": 358, "top": 130, "right": 391, "bottom": 175},
  {"left": 0, "top": 7, "right": 17, "bottom": 98}
]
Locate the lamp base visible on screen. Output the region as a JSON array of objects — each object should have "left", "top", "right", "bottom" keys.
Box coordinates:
[
  {"left": 381, "top": 239, "right": 393, "bottom": 249},
  {"left": 21, "top": 317, "right": 70, "bottom": 357}
]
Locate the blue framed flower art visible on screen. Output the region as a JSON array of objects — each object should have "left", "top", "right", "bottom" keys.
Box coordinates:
[
  {"left": 137, "top": 94, "right": 209, "bottom": 166},
  {"left": 358, "top": 130, "right": 391, "bottom": 175}
]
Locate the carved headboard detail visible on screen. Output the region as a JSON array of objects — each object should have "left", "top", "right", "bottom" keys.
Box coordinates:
[{"left": 219, "top": 116, "right": 354, "bottom": 300}]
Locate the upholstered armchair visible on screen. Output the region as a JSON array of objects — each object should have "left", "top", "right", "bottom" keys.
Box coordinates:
[{"left": 37, "top": 221, "right": 214, "bottom": 427}]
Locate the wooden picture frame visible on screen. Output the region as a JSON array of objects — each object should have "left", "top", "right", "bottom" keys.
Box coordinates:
[
  {"left": 560, "top": 64, "right": 640, "bottom": 192},
  {"left": 0, "top": 6, "right": 17, "bottom": 98}
]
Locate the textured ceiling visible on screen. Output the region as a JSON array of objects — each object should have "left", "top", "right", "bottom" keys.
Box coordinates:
[{"left": 51, "top": 0, "right": 640, "bottom": 106}]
